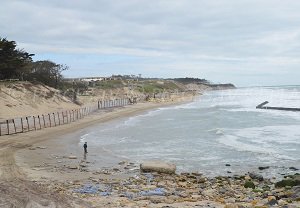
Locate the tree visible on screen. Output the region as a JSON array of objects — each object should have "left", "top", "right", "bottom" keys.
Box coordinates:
[
  {"left": 28, "top": 60, "right": 68, "bottom": 89},
  {"left": 0, "top": 37, "right": 34, "bottom": 80}
]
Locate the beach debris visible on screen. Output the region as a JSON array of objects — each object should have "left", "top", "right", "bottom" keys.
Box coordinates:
[
  {"left": 68, "top": 155, "right": 77, "bottom": 159},
  {"left": 143, "top": 173, "right": 154, "bottom": 184},
  {"left": 139, "top": 188, "right": 166, "bottom": 196},
  {"left": 140, "top": 160, "right": 176, "bottom": 174},
  {"left": 73, "top": 184, "right": 99, "bottom": 194},
  {"left": 99, "top": 191, "right": 110, "bottom": 196}
]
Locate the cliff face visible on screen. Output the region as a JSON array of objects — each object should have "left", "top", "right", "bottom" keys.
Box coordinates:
[
  {"left": 0, "top": 82, "right": 78, "bottom": 119},
  {"left": 0, "top": 80, "right": 236, "bottom": 119}
]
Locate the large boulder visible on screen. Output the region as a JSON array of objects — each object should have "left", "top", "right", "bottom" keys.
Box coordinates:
[{"left": 140, "top": 160, "right": 176, "bottom": 174}]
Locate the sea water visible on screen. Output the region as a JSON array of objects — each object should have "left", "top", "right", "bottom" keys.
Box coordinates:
[{"left": 79, "top": 86, "right": 300, "bottom": 177}]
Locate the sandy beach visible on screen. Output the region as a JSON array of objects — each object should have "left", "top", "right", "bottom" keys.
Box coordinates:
[
  {"left": 1, "top": 94, "right": 299, "bottom": 208},
  {"left": 1, "top": 96, "right": 205, "bottom": 207}
]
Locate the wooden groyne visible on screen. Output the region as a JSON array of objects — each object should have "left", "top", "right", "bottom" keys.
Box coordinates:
[{"left": 256, "top": 101, "right": 300, "bottom": 112}]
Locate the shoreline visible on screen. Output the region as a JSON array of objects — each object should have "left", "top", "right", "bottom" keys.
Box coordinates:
[
  {"left": 15, "top": 95, "right": 197, "bottom": 180},
  {"left": 1, "top": 93, "right": 300, "bottom": 207}
]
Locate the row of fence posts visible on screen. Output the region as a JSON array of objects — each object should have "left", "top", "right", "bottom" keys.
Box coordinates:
[{"left": 0, "top": 98, "right": 130, "bottom": 136}]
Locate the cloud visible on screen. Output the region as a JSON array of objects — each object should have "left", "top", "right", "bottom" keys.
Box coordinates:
[{"left": 1, "top": 0, "right": 300, "bottom": 86}]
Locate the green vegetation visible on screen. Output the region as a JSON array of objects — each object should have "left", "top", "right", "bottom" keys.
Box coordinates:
[
  {"left": 275, "top": 179, "right": 300, "bottom": 188},
  {"left": 0, "top": 37, "right": 33, "bottom": 80},
  {"left": 244, "top": 181, "right": 255, "bottom": 189},
  {"left": 95, "top": 80, "right": 124, "bottom": 89},
  {"left": 137, "top": 81, "right": 181, "bottom": 93},
  {"left": 172, "top": 77, "right": 209, "bottom": 85},
  {"left": 0, "top": 37, "right": 67, "bottom": 89}
]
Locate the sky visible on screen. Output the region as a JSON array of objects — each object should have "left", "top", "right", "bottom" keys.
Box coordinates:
[{"left": 1, "top": 0, "right": 300, "bottom": 87}]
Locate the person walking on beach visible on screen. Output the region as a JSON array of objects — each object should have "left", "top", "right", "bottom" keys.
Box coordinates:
[{"left": 83, "top": 142, "right": 88, "bottom": 154}]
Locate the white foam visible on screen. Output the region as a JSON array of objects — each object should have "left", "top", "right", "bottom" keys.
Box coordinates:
[
  {"left": 218, "top": 125, "right": 300, "bottom": 161},
  {"left": 79, "top": 133, "right": 90, "bottom": 143}
]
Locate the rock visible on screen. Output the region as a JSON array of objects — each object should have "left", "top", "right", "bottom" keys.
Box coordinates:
[
  {"left": 225, "top": 164, "right": 231, "bottom": 166},
  {"left": 291, "top": 186, "right": 300, "bottom": 198},
  {"left": 275, "top": 179, "right": 300, "bottom": 188},
  {"left": 29, "top": 147, "right": 36, "bottom": 150},
  {"left": 267, "top": 198, "right": 278, "bottom": 206},
  {"left": 140, "top": 161, "right": 176, "bottom": 174},
  {"left": 224, "top": 203, "right": 239, "bottom": 208},
  {"left": 258, "top": 166, "right": 270, "bottom": 170},
  {"left": 244, "top": 181, "right": 255, "bottom": 189},
  {"left": 36, "top": 146, "right": 47, "bottom": 149},
  {"left": 68, "top": 155, "right": 77, "bottom": 159},
  {"left": 249, "top": 172, "right": 264, "bottom": 181},
  {"left": 225, "top": 198, "right": 236, "bottom": 203},
  {"left": 68, "top": 165, "right": 78, "bottom": 169},
  {"left": 289, "top": 167, "right": 299, "bottom": 171}
]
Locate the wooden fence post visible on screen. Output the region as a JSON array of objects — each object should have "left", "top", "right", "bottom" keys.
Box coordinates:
[
  {"left": 13, "top": 119, "right": 16, "bottom": 133},
  {"left": 53, "top": 113, "right": 57, "bottom": 126},
  {"left": 49, "top": 114, "right": 52, "bottom": 127},
  {"left": 21, "top": 118, "right": 24, "bottom": 132},
  {"left": 66, "top": 111, "right": 69, "bottom": 123},
  {"left": 57, "top": 112, "right": 61, "bottom": 125},
  {"left": 6, "top": 120, "right": 9, "bottom": 135},
  {"left": 38, "top": 115, "right": 41, "bottom": 129},
  {"left": 0, "top": 123, "right": 1, "bottom": 136},
  {"left": 26, "top": 117, "right": 29, "bottom": 131},
  {"left": 33, "top": 116, "right": 36, "bottom": 130},
  {"left": 42, "top": 115, "right": 46, "bottom": 128}
]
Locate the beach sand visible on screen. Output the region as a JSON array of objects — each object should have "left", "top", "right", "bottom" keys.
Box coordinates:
[
  {"left": 1, "top": 94, "right": 299, "bottom": 208},
  {"left": 1, "top": 95, "right": 208, "bottom": 207}
]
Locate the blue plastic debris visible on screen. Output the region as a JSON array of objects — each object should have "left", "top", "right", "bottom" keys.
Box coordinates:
[
  {"left": 73, "top": 184, "right": 99, "bottom": 194},
  {"left": 139, "top": 188, "right": 165, "bottom": 196},
  {"left": 143, "top": 173, "right": 154, "bottom": 184},
  {"left": 99, "top": 191, "right": 110, "bottom": 196}
]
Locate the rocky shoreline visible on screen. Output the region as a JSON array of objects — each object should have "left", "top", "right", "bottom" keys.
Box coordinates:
[{"left": 34, "top": 159, "right": 300, "bottom": 208}]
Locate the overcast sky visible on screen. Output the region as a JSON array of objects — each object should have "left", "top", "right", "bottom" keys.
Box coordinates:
[{"left": 1, "top": 0, "right": 300, "bottom": 86}]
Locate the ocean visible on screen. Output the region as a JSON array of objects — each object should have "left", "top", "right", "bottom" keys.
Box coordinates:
[{"left": 79, "top": 86, "right": 300, "bottom": 177}]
